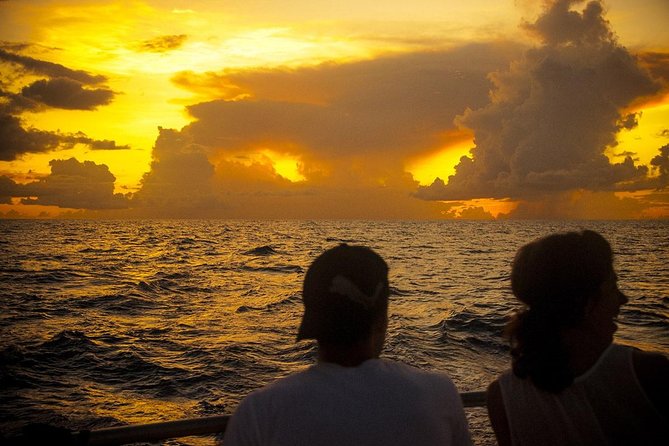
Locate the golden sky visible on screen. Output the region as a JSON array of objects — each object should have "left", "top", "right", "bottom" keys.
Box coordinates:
[{"left": 1, "top": 0, "right": 668, "bottom": 219}]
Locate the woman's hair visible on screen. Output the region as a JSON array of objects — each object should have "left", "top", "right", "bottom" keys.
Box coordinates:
[{"left": 506, "top": 230, "right": 613, "bottom": 392}]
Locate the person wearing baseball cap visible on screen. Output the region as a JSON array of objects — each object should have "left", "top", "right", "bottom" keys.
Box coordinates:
[{"left": 224, "top": 244, "right": 472, "bottom": 445}]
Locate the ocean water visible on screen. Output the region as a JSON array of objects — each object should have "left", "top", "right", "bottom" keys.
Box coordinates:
[{"left": 1, "top": 219, "right": 667, "bottom": 445}]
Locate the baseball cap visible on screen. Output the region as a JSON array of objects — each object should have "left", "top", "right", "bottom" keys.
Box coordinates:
[{"left": 297, "top": 244, "right": 389, "bottom": 344}]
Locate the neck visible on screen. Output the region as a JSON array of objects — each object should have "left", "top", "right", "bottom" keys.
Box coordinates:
[
  {"left": 317, "top": 316, "right": 387, "bottom": 367},
  {"left": 318, "top": 339, "right": 377, "bottom": 367},
  {"left": 562, "top": 329, "right": 611, "bottom": 376}
]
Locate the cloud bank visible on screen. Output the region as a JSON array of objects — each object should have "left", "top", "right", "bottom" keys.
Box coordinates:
[
  {"left": 2, "top": 1, "right": 668, "bottom": 218},
  {"left": 127, "top": 43, "right": 523, "bottom": 217}
]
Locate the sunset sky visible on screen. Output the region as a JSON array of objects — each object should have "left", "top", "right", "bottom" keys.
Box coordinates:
[{"left": 1, "top": 0, "right": 668, "bottom": 219}]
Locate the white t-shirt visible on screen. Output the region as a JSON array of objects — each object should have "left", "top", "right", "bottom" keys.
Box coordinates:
[
  {"left": 498, "top": 343, "right": 666, "bottom": 445},
  {"left": 223, "top": 358, "right": 472, "bottom": 446}
]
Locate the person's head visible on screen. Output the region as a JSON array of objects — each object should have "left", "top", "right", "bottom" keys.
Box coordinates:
[
  {"left": 507, "top": 230, "right": 627, "bottom": 391},
  {"left": 511, "top": 229, "right": 616, "bottom": 327},
  {"left": 297, "top": 244, "right": 390, "bottom": 355}
]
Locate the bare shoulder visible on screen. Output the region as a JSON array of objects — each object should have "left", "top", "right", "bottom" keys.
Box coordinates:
[
  {"left": 487, "top": 379, "right": 512, "bottom": 446},
  {"left": 632, "top": 349, "right": 669, "bottom": 419}
]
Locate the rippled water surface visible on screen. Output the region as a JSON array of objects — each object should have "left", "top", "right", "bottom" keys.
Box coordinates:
[{"left": 1, "top": 220, "right": 667, "bottom": 445}]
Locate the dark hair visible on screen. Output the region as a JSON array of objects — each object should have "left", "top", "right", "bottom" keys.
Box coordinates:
[
  {"left": 299, "top": 244, "right": 389, "bottom": 345},
  {"left": 506, "top": 230, "right": 613, "bottom": 392}
]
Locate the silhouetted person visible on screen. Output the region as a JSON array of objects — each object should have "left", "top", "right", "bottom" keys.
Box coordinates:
[
  {"left": 224, "top": 244, "right": 472, "bottom": 445},
  {"left": 487, "top": 230, "right": 668, "bottom": 445}
]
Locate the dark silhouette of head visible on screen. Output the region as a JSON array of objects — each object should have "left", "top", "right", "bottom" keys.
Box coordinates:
[
  {"left": 507, "top": 230, "right": 615, "bottom": 391},
  {"left": 297, "top": 244, "right": 389, "bottom": 348}
]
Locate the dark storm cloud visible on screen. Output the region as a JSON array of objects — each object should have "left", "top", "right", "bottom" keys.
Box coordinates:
[
  {"left": 20, "top": 77, "right": 114, "bottom": 110},
  {"left": 0, "top": 48, "right": 106, "bottom": 85},
  {"left": 416, "top": 0, "right": 661, "bottom": 201},
  {"left": 136, "top": 34, "right": 188, "bottom": 53},
  {"left": 19, "top": 158, "right": 129, "bottom": 209},
  {"left": 174, "top": 42, "right": 523, "bottom": 159},
  {"left": 0, "top": 114, "right": 130, "bottom": 161}
]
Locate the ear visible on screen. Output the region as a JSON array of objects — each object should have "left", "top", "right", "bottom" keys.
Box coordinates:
[
  {"left": 584, "top": 295, "right": 597, "bottom": 316},
  {"left": 581, "top": 288, "right": 602, "bottom": 323}
]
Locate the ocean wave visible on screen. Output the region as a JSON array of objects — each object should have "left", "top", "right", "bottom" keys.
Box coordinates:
[
  {"left": 389, "top": 286, "right": 412, "bottom": 296},
  {"left": 239, "top": 264, "right": 303, "bottom": 274},
  {"left": 78, "top": 247, "right": 119, "bottom": 254},
  {"left": 622, "top": 307, "right": 668, "bottom": 327},
  {"left": 40, "top": 330, "right": 99, "bottom": 352},
  {"left": 436, "top": 310, "right": 506, "bottom": 335},
  {"left": 236, "top": 293, "right": 301, "bottom": 313},
  {"left": 242, "top": 245, "right": 279, "bottom": 256},
  {"left": 325, "top": 237, "right": 357, "bottom": 244},
  {"left": 71, "top": 293, "right": 163, "bottom": 314},
  {"left": 8, "top": 269, "right": 89, "bottom": 284}
]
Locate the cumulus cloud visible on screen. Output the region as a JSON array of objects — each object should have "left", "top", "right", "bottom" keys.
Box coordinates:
[
  {"left": 132, "top": 128, "right": 445, "bottom": 218},
  {"left": 18, "top": 158, "right": 129, "bottom": 209},
  {"left": 415, "top": 0, "right": 661, "bottom": 201},
  {"left": 0, "top": 114, "right": 129, "bottom": 161},
  {"left": 131, "top": 128, "right": 222, "bottom": 214},
  {"left": 136, "top": 34, "right": 187, "bottom": 53}
]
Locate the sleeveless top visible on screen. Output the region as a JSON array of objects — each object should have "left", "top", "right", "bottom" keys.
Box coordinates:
[{"left": 498, "top": 343, "right": 666, "bottom": 445}]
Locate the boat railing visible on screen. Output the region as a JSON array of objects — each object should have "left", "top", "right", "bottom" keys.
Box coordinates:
[{"left": 5, "top": 391, "right": 487, "bottom": 446}]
